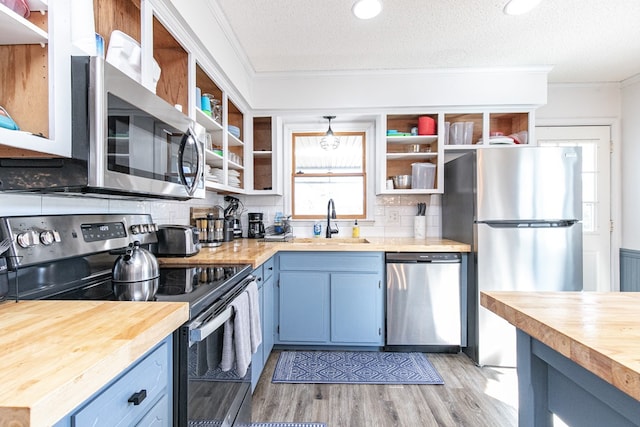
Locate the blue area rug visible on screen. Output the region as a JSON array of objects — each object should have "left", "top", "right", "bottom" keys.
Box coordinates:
[{"left": 272, "top": 351, "right": 444, "bottom": 385}]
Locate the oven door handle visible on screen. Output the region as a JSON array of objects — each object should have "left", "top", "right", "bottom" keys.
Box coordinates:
[{"left": 189, "top": 305, "right": 233, "bottom": 345}]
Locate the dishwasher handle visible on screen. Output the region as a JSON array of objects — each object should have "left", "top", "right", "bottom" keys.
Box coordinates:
[{"left": 385, "top": 252, "right": 461, "bottom": 263}]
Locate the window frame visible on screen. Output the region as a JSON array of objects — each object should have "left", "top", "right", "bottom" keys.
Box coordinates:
[{"left": 291, "top": 131, "right": 367, "bottom": 220}]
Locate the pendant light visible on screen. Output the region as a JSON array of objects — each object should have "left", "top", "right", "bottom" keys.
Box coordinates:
[
  {"left": 503, "top": 0, "right": 542, "bottom": 15},
  {"left": 320, "top": 116, "right": 340, "bottom": 150},
  {"left": 352, "top": 0, "right": 382, "bottom": 20}
]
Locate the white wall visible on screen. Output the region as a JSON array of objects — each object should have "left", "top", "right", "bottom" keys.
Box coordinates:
[{"left": 621, "top": 76, "right": 640, "bottom": 250}]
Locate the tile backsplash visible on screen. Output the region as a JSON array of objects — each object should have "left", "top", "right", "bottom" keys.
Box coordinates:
[{"left": 0, "top": 192, "right": 442, "bottom": 239}]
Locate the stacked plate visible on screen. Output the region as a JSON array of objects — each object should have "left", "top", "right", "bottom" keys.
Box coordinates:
[
  {"left": 228, "top": 125, "right": 241, "bottom": 139},
  {"left": 206, "top": 168, "right": 224, "bottom": 183},
  {"left": 228, "top": 170, "right": 241, "bottom": 188}
]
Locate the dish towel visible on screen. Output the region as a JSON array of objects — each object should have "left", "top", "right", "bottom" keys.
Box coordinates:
[
  {"left": 220, "top": 291, "right": 251, "bottom": 377},
  {"left": 246, "top": 280, "right": 262, "bottom": 353}
]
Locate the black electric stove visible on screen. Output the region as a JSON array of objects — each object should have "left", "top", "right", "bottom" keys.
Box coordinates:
[{"left": 0, "top": 213, "right": 254, "bottom": 427}]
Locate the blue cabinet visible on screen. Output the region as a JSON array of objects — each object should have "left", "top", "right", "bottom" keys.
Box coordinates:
[
  {"left": 53, "top": 336, "right": 173, "bottom": 427},
  {"left": 251, "top": 256, "right": 276, "bottom": 391},
  {"left": 277, "top": 252, "right": 384, "bottom": 347},
  {"left": 279, "top": 271, "right": 330, "bottom": 342},
  {"left": 331, "top": 273, "right": 382, "bottom": 343}
]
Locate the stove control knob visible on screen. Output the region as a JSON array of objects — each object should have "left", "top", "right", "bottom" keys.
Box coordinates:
[
  {"left": 39, "top": 230, "right": 59, "bottom": 246},
  {"left": 17, "top": 230, "right": 39, "bottom": 248},
  {"left": 131, "top": 224, "right": 141, "bottom": 235}
]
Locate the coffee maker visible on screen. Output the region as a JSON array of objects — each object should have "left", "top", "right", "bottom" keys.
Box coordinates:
[
  {"left": 247, "top": 212, "right": 265, "bottom": 239},
  {"left": 223, "top": 196, "right": 243, "bottom": 239}
]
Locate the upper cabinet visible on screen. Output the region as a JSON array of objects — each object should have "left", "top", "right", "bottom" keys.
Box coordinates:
[
  {"left": 379, "top": 113, "right": 443, "bottom": 195},
  {"left": 194, "top": 62, "right": 247, "bottom": 192},
  {"left": 443, "top": 110, "right": 533, "bottom": 149},
  {"left": 378, "top": 109, "right": 535, "bottom": 194},
  {"left": 0, "top": 1, "right": 73, "bottom": 157}
]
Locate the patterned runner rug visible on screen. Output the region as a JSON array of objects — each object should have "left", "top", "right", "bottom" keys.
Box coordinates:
[{"left": 272, "top": 351, "right": 444, "bottom": 385}]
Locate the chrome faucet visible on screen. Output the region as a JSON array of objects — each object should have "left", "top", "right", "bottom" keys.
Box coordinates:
[{"left": 326, "top": 199, "right": 339, "bottom": 238}]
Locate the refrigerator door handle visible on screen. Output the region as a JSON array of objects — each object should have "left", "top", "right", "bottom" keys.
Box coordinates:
[{"left": 481, "top": 220, "right": 578, "bottom": 229}]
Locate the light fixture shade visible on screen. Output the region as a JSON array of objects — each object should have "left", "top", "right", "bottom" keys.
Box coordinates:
[
  {"left": 321, "top": 116, "right": 340, "bottom": 150},
  {"left": 352, "top": 0, "right": 382, "bottom": 20},
  {"left": 503, "top": 0, "right": 542, "bottom": 15}
]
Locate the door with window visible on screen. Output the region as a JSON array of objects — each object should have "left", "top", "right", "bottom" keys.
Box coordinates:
[{"left": 537, "top": 126, "right": 611, "bottom": 291}]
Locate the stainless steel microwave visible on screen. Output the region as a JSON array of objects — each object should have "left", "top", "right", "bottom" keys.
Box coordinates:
[{"left": 0, "top": 56, "right": 205, "bottom": 200}]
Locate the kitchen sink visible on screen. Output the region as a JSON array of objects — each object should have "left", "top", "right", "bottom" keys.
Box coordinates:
[{"left": 290, "top": 237, "right": 370, "bottom": 244}]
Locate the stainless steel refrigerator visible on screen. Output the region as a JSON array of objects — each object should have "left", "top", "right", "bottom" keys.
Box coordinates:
[{"left": 442, "top": 147, "right": 583, "bottom": 367}]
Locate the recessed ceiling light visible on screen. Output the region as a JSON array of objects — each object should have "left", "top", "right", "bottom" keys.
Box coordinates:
[
  {"left": 352, "top": 0, "right": 382, "bottom": 20},
  {"left": 503, "top": 0, "right": 542, "bottom": 15}
]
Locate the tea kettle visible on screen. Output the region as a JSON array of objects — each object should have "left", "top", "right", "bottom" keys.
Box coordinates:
[{"left": 112, "top": 241, "right": 159, "bottom": 301}]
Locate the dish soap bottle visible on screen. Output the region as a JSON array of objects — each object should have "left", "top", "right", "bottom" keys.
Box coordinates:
[{"left": 352, "top": 220, "right": 360, "bottom": 238}]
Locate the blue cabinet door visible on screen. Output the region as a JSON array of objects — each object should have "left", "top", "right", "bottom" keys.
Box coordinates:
[
  {"left": 331, "top": 273, "right": 383, "bottom": 344},
  {"left": 279, "top": 271, "right": 329, "bottom": 343},
  {"left": 251, "top": 280, "right": 265, "bottom": 391},
  {"left": 263, "top": 274, "right": 275, "bottom": 357}
]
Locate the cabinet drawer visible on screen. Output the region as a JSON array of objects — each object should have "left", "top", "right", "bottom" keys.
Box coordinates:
[
  {"left": 263, "top": 257, "right": 275, "bottom": 281},
  {"left": 135, "top": 394, "right": 170, "bottom": 427},
  {"left": 73, "top": 340, "right": 170, "bottom": 426},
  {"left": 253, "top": 264, "right": 264, "bottom": 285},
  {"left": 279, "top": 252, "right": 383, "bottom": 272}
]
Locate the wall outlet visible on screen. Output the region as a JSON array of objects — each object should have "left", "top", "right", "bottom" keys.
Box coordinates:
[{"left": 387, "top": 209, "right": 400, "bottom": 225}]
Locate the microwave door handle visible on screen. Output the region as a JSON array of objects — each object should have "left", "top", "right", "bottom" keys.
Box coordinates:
[{"left": 178, "top": 131, "right": 201, "bottom": 196}]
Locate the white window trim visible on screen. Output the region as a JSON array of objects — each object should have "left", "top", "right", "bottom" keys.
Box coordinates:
[{"left": 282, "top": 117, "right": 377, "bottom": 223}]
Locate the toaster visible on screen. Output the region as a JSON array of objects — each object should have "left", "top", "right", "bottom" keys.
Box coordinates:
[{"left": 155, "top": 225, "right": 200, "bottom": 257}]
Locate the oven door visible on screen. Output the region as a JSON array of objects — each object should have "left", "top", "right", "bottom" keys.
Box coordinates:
[
  {"left": 91, "top": 56, "right": 205, "bottom": 200},
  {"left": 176, "top": 280, "right": 254, "bottom": 426}
]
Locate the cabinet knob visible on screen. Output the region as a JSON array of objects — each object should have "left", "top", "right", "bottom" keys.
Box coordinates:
[{"left": 128, "top": 389, "right": 147, "bottom": 406}]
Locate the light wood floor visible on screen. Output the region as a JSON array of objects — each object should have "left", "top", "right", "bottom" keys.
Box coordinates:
[{"left": 252, "top": 350, "right": 518, "bottom": 427}]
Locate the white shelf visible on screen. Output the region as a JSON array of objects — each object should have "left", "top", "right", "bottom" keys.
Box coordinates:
[
  {"left": 204, "top": 149, "right": 223, "bottom": 167},
  {"left": 386, "top": 135, "right": 438, "bottom": 145},
  {"left": 27, "top": 0, "right": 48, "bottom": 12},
  {"left": 228, "top": 160, "right": 244, "bottom": 171},
  {"left": 386, "top": 152, "right": 437, "bottom": 160},
  {"left": 0, "top": 128, "right": 54, "bottom": 152},
  {"left": 196, "top": 108, "right": 223, "bottom": 132},
  {"left": 380, "top": 188, "right": 438, "bottom": 195},
  {"left": 0, "top": 4, "right": 48, "bottom": 45},
  {"left": 205, "top": 180, "right": 246, "bottom": 193},
  {"left": 228, "top": 132, "right": 243, "bottom": 147},
  {"left": 253, "top": 150, "right": 272, "bottom": 158}
]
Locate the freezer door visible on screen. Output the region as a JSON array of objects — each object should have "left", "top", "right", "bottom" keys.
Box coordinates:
[
  {"left": 475, "top": 222, "right": 583, "bottom": 366},
  {"left": 476, "top": 147, "right": 582, "bottom": 221}
]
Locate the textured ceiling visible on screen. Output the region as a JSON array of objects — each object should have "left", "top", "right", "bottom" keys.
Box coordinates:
[{"left": 214, "top": 0, "right": 640, "bottom": 83}]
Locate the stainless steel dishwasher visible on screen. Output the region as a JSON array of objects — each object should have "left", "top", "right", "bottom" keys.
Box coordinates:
[{"left": 386, "top": 252, "right": 462, "bottom": 352}]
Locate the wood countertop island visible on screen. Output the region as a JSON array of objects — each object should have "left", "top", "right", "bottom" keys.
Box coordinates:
[
  {"left": 481, "top": 291, "right": 640, "bottom": 427},
  {"left": 0, "top": 300, "right": 189, "bottom": 427},
  {"left": 158, "top": 237, "right": 470, "bottom": 268}
]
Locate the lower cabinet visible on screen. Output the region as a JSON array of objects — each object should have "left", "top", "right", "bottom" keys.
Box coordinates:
[
  {"left": 277, "top": 252, "right": 384, "bottom": 346},
  {"left": 251, "top": 256, "right": 275, "bottom": 392},
  {"left": 53, "top": 335, "right": 173, "bottom": 427}
]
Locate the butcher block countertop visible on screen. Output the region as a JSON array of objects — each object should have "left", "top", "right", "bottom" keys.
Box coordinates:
[
  {"left": 0, "top": 300, "right": 189, "bottom": 427},
  {"left": 481, "top": 291, "right": 640, "bottom": 401},
  {"left": 158, "top": 237, "right": 470, "bottom": 268}
]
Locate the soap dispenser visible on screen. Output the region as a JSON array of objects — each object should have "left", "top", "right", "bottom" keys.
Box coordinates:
[{"left": 352, "top": 220, "right": 360, "bottom": 238}]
